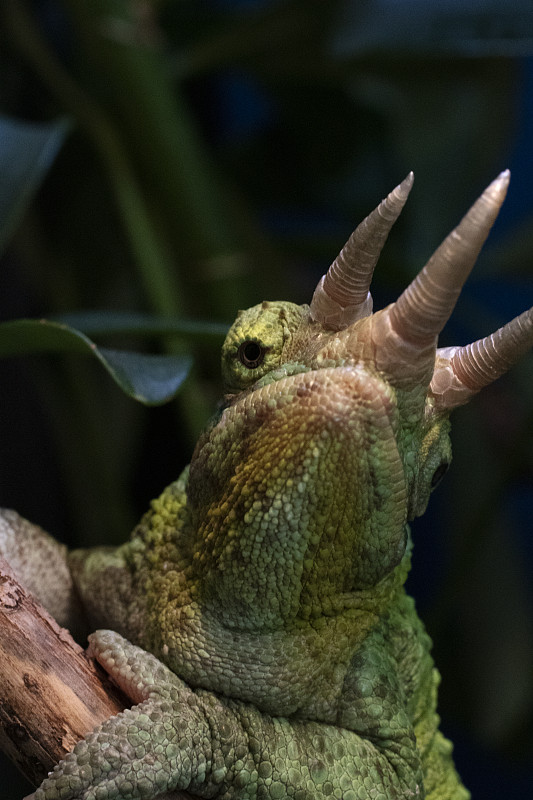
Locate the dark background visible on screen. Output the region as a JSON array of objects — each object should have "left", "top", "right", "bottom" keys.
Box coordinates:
[{"left": 1, "top": 1, "right": 533, "bottom": 797}]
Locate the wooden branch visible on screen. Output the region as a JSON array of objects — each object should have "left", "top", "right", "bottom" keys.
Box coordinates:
[
  {"left": 0, "top": 555, "right": 127, "bottom": 786},
  {"left": 0, "top": 556, "right": 193, "bottom": 799}
]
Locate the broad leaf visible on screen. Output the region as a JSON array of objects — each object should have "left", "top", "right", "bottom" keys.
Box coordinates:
[
  {"left": 54, "top": 310, "right": 229, "bottom": 340},
  {"left": 0, "top": 319, "right": 191, "bottom": 405},
  {"left": 0, "top": 115, "right": 70, "bottom": 256}
]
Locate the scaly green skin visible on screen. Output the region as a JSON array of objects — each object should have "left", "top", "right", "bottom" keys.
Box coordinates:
[{"left": 0, "top": 297, "right": 470, "bottom": 799}]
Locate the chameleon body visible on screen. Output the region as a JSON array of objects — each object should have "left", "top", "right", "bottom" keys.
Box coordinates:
[{"left": 2, "top": 170, "right": 532, "bottom": 800}]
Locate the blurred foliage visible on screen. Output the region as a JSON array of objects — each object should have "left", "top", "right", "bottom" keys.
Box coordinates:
[
  {"left": 1, "top": 1, "right": 533, "bottom": 797},
  {"left": 0, "top": 114, "right": 70, "bottom": 253}
]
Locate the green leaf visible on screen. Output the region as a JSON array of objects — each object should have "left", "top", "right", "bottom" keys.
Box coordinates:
[
  {"left": 53, "top": 310, "right": 229, "bottom": 340},
  {"left": 0, "top": 319, "right": 191, "bottom": 405},
  {"left": 0, "top": 114, "right": 71, "bottom": 257}
]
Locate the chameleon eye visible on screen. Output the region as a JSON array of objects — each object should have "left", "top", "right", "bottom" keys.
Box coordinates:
[
  {"left": 430, "top": 462, "right": 449, "bottom": 490},
  {"left": 238, "top": 339, "right": 266, "bottom": 369}
]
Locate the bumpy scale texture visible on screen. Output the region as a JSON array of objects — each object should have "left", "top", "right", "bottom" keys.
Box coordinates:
[{"left": 5, "top": 174, "right": 529, "bottom": 800}]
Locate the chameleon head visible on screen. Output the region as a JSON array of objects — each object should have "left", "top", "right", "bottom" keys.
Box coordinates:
[{"left": 188, "top": 171, "right": 533, "bottom": 629}]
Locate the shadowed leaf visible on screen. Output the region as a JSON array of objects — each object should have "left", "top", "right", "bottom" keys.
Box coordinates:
[
  {"left": 0, "top": 115, "right": 70, "bottom": 257},
  {"left": 0, "top": 319, "right": 191, "bottom": 405},
  {"left": 54, "top": 310, "right": 229, "bottom": 341}
]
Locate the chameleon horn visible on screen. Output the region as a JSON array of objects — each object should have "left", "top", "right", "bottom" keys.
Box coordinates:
[
  {"left": 430, "top": 306, "right": 533, "bottom": 410},
  {"left": 309, "top": 172, "right": 414, "bottom": 330},
  {"left": 388, "top": 171, "right": 510, "bottom": 348}
]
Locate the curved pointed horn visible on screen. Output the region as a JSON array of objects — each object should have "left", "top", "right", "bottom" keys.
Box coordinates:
[
  {"left": 388, "top": 171, "right": 510, "bottom": 348},
  {"left": 431, "top": 306, "right": 533, "bottom": 410},
  {"left": 309, "top": 172, "right": 414, "bottom": 330}
]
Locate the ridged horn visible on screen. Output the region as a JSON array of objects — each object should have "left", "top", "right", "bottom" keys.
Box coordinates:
[
  {"left": 431, "top": 306, "right": 533, "bottom": 410},
  {"left": 309, "top": 172, "right": 414, "bottom": 330},
  {"left": 388, "top": 171, "right": 510, "bottom": 348}
]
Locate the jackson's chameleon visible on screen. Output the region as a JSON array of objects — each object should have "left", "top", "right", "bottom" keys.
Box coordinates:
[{"left": 2, "top": 170, "right": 532, "bottom": 800}]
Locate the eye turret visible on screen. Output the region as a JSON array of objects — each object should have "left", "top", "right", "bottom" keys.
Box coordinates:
[
  {"left": 221, "top": 301, "right": 305, "bottom": 393},
  {"left": 237, "top": 340, "right": 267, "bottom": 370},
  {"left": 430, "top": 461, "right": 449, "bottom": 490}
]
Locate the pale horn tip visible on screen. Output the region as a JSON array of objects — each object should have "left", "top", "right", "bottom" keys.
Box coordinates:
[
  {"left": 404, "top": 170, "right": 415, "bottom": 187},
  {"left": 394, "top": 171, "right": 414, "bottom": 200},
  {"left": 486, "top": 169, "right": 510, "bottom": 202}
]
